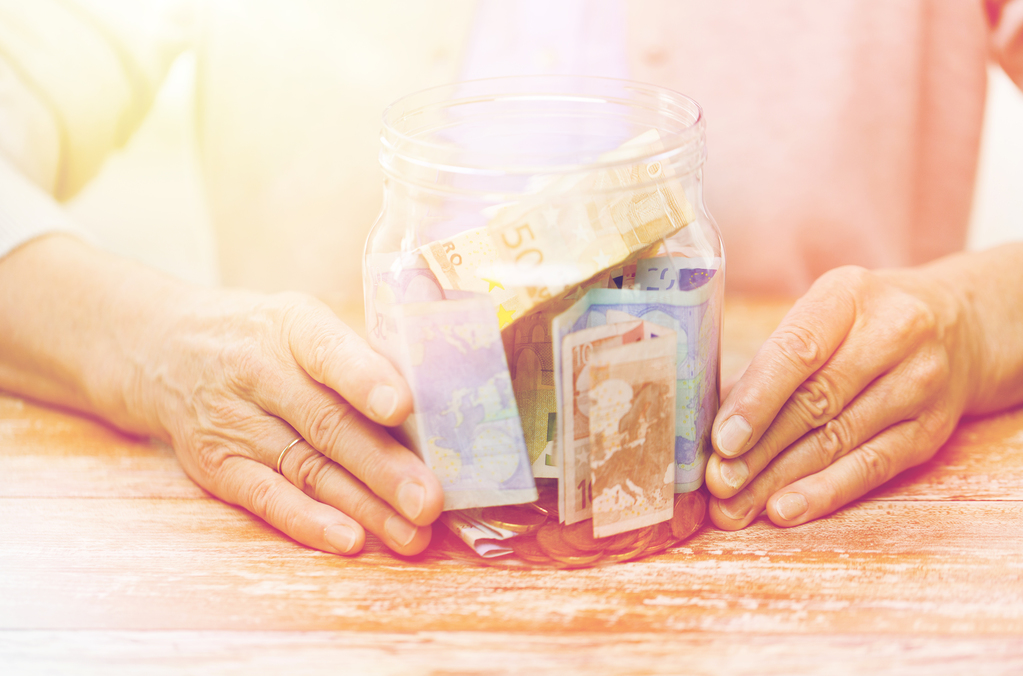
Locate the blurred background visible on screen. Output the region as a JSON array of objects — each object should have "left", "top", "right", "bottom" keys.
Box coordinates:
[{"left": 67, "top": 41, "right": 1023, "bottom": 292}]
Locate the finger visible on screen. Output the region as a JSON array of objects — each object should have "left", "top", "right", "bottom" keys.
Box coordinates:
[
  {"left": 276, "top": 438, "right": 432, "bottom": 555},
  {"left": 712, "top": 268, "right": 862, "bottom": 458},
  {"left": 708, "top": 328, "right": 951, "bottom": 501},
  {"left": 707, "top": 340, "right": 904, "bottom": 499},
  {"left": 707, "top": 369, "right": 923, "bottom": 529},
  {"left": 254, "top": 374, "right": 444, "bottom": 527},
  {"left": 216, "top": 454, "right": 368, "bottom": 556},
  {"left": 720, "top": 358, "right": 748, "bottom": 400},
  {"left": 765, "top": 414, "right": 950, "bottom": 527},
  {"left": 285, "top": 298, "right": 413, "bottom": 427}
]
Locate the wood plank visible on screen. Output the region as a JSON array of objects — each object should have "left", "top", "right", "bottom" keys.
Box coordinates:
[
  {"left": 3, "top": 498, "right": 1021, "bottom": 634},
  {"left": 0, "top": 394, "right": 204, "bottom": 498},
  {"left": 2, "top": 630, "right": 1022, "bottom": 676},
  {"left": 5, "top": 389, "right": 1023, "bottom": 500}
]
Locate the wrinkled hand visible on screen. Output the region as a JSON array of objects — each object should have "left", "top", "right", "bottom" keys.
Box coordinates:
[
  {"left": 135, "top": 288, "right": 444, "bottom": 555},
  {"left": 705, "top": 265, "right": 978, "bottom": 529}
]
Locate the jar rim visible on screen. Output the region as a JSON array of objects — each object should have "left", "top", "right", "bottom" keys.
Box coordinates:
[{"left": 380, "top": 75, "right": 706, "bottom": 191}]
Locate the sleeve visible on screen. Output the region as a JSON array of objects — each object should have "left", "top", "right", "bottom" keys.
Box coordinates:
[
  {"left": 987, "top": 0, "right": 1023, "bottom": 88},
  {"left": 0, "top": 0, "right": 194, "bottom": 260}
]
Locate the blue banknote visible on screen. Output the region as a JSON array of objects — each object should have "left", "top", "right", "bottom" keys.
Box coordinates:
[
  {"left": 383, "top": 296, "right": 538, "bottom": 511},
  {"left": 553, "top": 269, "right": 721, "bottom": 493}
]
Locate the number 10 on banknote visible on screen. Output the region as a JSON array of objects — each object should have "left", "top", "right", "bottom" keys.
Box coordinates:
[
  {"left": 560, "top": 318, "right": 678, "bottom": 537},
  {"left": 553, "top": 277, "right": 720, "bottom": 533}
]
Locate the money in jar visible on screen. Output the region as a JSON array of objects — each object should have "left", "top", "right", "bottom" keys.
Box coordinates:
[{"left": 363, "top": 76, "right": 723, "bottom": 561}]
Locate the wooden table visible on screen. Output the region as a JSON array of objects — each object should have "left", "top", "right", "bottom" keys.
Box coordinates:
[{"left": 3, "top": 297, "right": 1022, "bottom": 675}]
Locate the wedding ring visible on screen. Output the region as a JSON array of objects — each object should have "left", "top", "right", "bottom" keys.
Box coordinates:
[{"left": 276, "top": 437, "right": 303, "bottom": 474}]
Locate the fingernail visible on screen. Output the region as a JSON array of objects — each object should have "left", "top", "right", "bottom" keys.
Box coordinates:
[
  {"left": 719, "top": 489, "right": 754, "bottom": 521},
  {"left": 397, "top": 481, "right": 425, "bottom": 521},
  {"left": 718, "top": 457, "right": 749, "bottom": 490},
  {"left": 775, "top": 492, "right": 809, "bottom": 521},
  {"left": 718, "top": 415, "right": 753, "bottom": 457},
  {"left": 324, "top": 524, "right": 357, "bottom": 554},
  {"left": 385, "top": 514, "right": 418, "bottom": 548},
  {"left": 368, "top": 385, "right": 398, "bottom": 421}
]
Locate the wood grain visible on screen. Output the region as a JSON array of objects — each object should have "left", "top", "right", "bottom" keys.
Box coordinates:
[
  {"left": 3, "top": 497, "right": 1021, "bottom": 634},
  {"left": 0, "top": 395, "right": 204, "bottom": 499},
  {"left": 3, "top": 631, "right": 1022, "bottom": 676}
]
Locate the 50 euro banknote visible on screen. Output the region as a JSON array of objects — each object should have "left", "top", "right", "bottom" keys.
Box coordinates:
[{"left": 419, "top": 131, "right": 696, "bottom": 331}]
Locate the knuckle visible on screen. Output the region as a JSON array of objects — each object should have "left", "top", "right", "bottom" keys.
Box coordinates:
[
  {"left": 851, "top": 445, "right": 893, "bottom": 489},
  {"left": 343, "top": 489, "right": 381, "bottom": 523},
  {"left": 304, "top": 400, "right": 360, "bottom": 455},
  {"left": 916, "top": 410, "right": 955, "bottom": 446},
  {"left": 346, "top": 441, "right": 392, "bottom": 488},
  {"left": 811, "top": 417, "right": 856, "bottom": 465},
  {"left": 292, "top": 450, "right": 335, "bottom": 497},
  {"left": 282, "top": 298, "right": 366, "bottom": 386},
  {"left": 312, "top": 331, "right": 365, "bottom": 384},
  {"left": 791, "top": 375, "right": 844, "bottom": 428},
  {"left": 773, "top": 324, "right": 828, "bottom": 372},
  {"left": 825, "top": 265, "right": 871, "bottom": 289},
  {"left": 181, "top": 423, "right": 243, "bottom": 481},
  {"left": 246, "top": 475, "right": 286, "bottom": 521},
  {"left": 889, "top": 295, "right": 939, "bottom": 345},
  {"left": 914, "top": 348, "right": 951, "bottom": 393},
  {"left": 192, "top": 436, "right": 231, "bottom": 479}
]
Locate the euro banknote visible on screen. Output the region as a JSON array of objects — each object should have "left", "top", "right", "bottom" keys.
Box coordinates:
[
  {"left": 372, "top": 294, "right": 538, "bottom": 511},
  {"left": 588, "top": 332, "right": 677, "bottom": 537},
  {"left": 558, "top": 318, "right": 676, "bottom": 525},
  {"left": 552, "top": 268, "right": 720, "bottom": 493},
  {"left": 419, "top": 132, "right": 696, "bottom": 331}
]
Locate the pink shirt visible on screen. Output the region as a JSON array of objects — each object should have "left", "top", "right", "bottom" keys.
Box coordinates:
[{"left": 463, "top": 0, "right": 1023, "bottom": 294}]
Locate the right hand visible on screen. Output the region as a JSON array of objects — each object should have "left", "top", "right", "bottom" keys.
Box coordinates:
[{"left": 128, "top": 286, "right": 445, "bottom": 556}]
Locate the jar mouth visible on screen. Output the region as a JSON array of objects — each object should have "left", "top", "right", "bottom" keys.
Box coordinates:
[{"left": 380, "top": 75, "right": 706, "bottom": 196}]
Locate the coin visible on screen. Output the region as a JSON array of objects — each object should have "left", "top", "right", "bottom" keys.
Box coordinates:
[
  {"left": 560, "top": 519, "right": 608, "bottom": 552},
  {"left": 535, "top": 522, "right": 604, "bottom": 566},
  {"left": 603, "top": 525, "right": 657, "bottom": 563},
  {"left": 670, "top": 489, "right": 708, "bottom": 541},
  {"left": 639, "top": 521, "right": 675, "bottom": 557},
  {"left": 603, "top": 528, "right": 640, "bottom": 553},
  {"left": 480, "top": 504, "right": 548, "bottom": 534},
  {"left": 527, "top": 502, "right": 550, "bottom": 518},
  {"left": 510, "top": 536, "right": 555, "bottom": 564}
]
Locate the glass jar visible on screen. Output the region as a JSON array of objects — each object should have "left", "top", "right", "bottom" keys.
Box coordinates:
[{"left": 364, "top": 76, "right": 723, "bottom": 525}]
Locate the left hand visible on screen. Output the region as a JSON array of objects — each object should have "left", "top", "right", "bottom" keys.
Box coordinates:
[{"left": 704, "top": 265, "right": 978, "bottom": 529}]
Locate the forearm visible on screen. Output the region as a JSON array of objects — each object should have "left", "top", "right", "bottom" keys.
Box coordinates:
[
  {"left": 0, "top": 234, "right": 187, "bottom": 436},
  {"left": 919, "top": 241, "right": 1023, "bottom": 415}
]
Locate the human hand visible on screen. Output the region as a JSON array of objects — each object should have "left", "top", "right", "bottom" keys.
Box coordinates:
[
  {"left": 132, "top": 287, "right": 445, "bottom": 556},
  {"left": 704, "top": 265, "right": 978, "bottom": 529}
]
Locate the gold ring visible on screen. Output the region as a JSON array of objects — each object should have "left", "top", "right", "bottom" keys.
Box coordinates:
[{"left": 276, "top": 437, "right": 303, "bottom": 474}]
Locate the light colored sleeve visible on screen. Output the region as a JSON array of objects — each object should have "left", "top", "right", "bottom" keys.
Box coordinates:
[
  {"left": 989, "top": 0, "right": 1023, "bottom": 88},
  {"left": 0, "top": 0, "right": 194, "bottom": 259}
]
